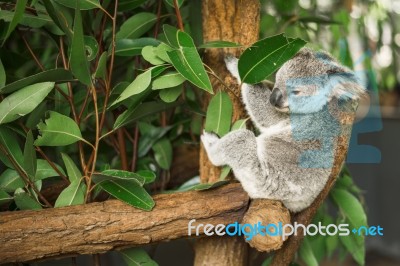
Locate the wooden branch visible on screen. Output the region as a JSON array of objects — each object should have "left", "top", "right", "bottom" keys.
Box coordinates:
[{"left": 0, "top": 183, "right": 249, "bottom": 264}]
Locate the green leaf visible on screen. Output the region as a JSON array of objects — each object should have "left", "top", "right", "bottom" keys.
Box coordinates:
[
  {"left": 119, "top": 248, "right": 158, "bottom": 266},
  {"left": 339, "top": 232, "right": 365, "bottom": 265},
  {"left": 61, "top": 153, "right": 82, "bottom": 182},
  {"left": 0, "top": 10, "right": 54, "bottom": 29},
  {"left": 299, "top": 237, "right": 319, "bottom": 266},
  {"left": 0, "top": 169, "right": 24, "bottom": 192},
  {"left": 23, "top": 131, "right": 36, "bottom": 179},
  {"left": 238, "top": 34, "right": 307, "bottom": 84},
  {"left": 180, "top": 180, "right": 229, "bottom": 192},
  {"left": 116, "top": 13, "right": 157, "bottom": 40},
  {"left": 137, "top": 170, "right": 156, "bottom": 184},
  {"left": 35, "top": 159, "right": 65, "bottom": 181},
  {"left": 164, "top": 0, "right": 184, "bottom": 8},
  {"left": 0, "top": 58, "right": 5, "bottom": 88},
  {"left": 154, "top": 43, "right": 173, "bottom": 63},
  {"left": 163, "top": 25, "right": 179, "bottom": 48},
  {"left": 54, "top": 179, "right": 86, "bottom": 207},
  {"left": 198, "top": 41, "right": 241, "bottom": 49},
  {"left": 70, "top": 4, "right": 92, "bottom": 86},
  {"left": 0, "top": 82, "right": 54, "bottom": 124},
  {"left": 0, "top": 126, "right": 23, "bottom": 169},
  {"left": 0, "top": 69, "right": 73, "bottom": 94},
  {"left": 53, "top": 0, "right": 102, "bottom": 10},
  {"left": 142, "top": 46, "right": 165, "bottom": 65},
  {"left": 14, "top": 188, "right": 42, "bottom": 210},
  {"left": 118, "top": 0, "right": 147, "bottom": 11},
  {"left": 159, "top": 86, "right": 182, "bottom": 103},
  {"left": 42, "top": 0, "right": 72, "bottom": 38},
  {"left": 167, "top": 31, "right": 212, "bottom": 92},
  {"left": 25, "top": 100, "right": 48, "bottom": 129},
  {"left": 111, "top": 69, "right": 152, "bottom": 106},
  {"left": 113, "top": 101, "right": 180, "bottom": 130},
  {"left": 0, "top": 189, "right": 13, "bottom": 205},
  {"left": 35, "top": 111, "right": 87, "bottom": 146},
  {"left": 205, "top": 91, "right": 233, "bottom": 137},
  {"left": 1, "top": 0, "right": 28, "bottom": 45},
  {"left": 152, "top": 138, "right": 172, "bottom": 170},
  {"left": 84, "top": 36, "right": 99, "bottom": 61},
  {"left": 115, "top": 38, "right": 161, "bottom": 56},
  {"left": 92, "top": 169, "right": 145, "bottom": 186},
  {"left": 99, "top": 180, "right": 155, "bottom": 211},
  {"left": 94, "top": 52, "right": 108, "bottom": 79},
  {"left": 231, "top": 119, "right": 248, "bottom": 131},
  {"left": 137, "top": 122, "right": 172, "bottom": 157},
  {"left": 152, "top": 72, "right": 186, "bottom": 90},
  {"left": 331, "top": 188, "right": 367, "bottom": 229},
  {"left": 219, "top": 166, "right": 231, "bottom": 180}
]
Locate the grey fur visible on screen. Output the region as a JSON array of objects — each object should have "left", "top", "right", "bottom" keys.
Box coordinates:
[{"left": 201, "top": 48, "right": 366, "bottom": 212}]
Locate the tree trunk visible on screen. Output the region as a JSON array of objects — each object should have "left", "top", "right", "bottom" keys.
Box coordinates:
[
  {"left": 0, "top": 183, "right": 248, "bottom": 264},
  {"left": 196, "top": 1, "right": 260, "bottom": 265}
]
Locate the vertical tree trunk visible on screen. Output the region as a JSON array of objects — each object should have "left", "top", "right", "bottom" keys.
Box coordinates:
[{"left": 195, "top": 1, "right": 260, "bottom": 265}]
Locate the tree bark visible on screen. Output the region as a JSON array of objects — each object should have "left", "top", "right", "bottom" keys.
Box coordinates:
[
  {"left": 0, "top": 183, "right": 248, "bottom": 264},
  {"left": 196, "top": 1, "right": 260, "bottom": 266}
]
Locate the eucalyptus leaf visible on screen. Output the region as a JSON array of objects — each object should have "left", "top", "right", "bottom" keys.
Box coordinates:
[
  {"left": 299, "top": 237, "right": 319, "bottom": 266},
  {"left": 54, "top": 179, "right": 86, "bottom": 207},
  {"left": 23, "top": 131, "right": 37, "bottom": 179},
  {"left": 115, "top": 38, "right": 160, "bottom": 56},
  {"left": 0, "top": 189, "right": 13, "bottom": 205},
  {"left": 180, "top": 180, "right": 229, "bottom": 192},
  {"left": 0, "top": 126, "right": 23, "bottom": 170},
  {"left": 198, "top": 41, "right": 241, "bottom": 49},
  {"left": 164, "top": 0, "right": 184, "bottom": 8},
  {"left": 331, "top": 188, "right": 367, "bottom": 229},
  {"left": 231, "top": 119, "right": 248, "bottom": 131},
  {"left": 238, "top": 34, "right": 307, "bottom": 83},
  {"left": 159, "top": 86, "right": 182, "bottom": 103},
  {"left": 118, "top": 0, "right": 147, "bottom": 11},
  {"left": 0, "top": 169, "right": 24, "bottom": 192},
  {"left": 61, "top": 153, "right": 82, "bottom": 182},
  {"left": 113, "top": 101, "right": 180, "bottom": 130},
  {"left": 339, "top": 231, "right": 365, "bottom": 265},
  {"left": 2, "top": 0, "right": 28, "bottom": 45},
  {"left": 14, "top": 188, "right": 42, "bottom": 210},
  {"left": 154, "top": 43, "right": 173, "bottom": 63},
  {"left": 119, "top": 248, "right": 158, "bottom": 266},
  {"left": 0, "top": 58, "right": 5, "bottom": 88},
  {"left": 137, "top": 170, "right": 156, "bottom": 184},
  {"left": 53, "top": 0, "right": 101, "bottom": 10},
  {"left": 99, "top": 180, "right": 155, "bottom": 211},
  {"left": 0, "top": 82, "right": 54, "bottom": 124},
  {"left": 204, "top": 91, "right": 233, "bottom": 137},
  {"left": 35, "top": 159, "right": 65, "bottom": 181},
  {"left": 92, "top": 169, "right": 145, "bottom": 186},
  {"left": 167, "top": 31, "right": 212, "bottom": 92},
  {"left": 142, "top": 46, "right": 165, "bottom": 65},
  {"left": 152, "top": 138, "right": 172, "bottom": 170},
  {"left": 152, "top": 72, "right": 186, "bottom": 90},
  {"left": 94, "top": 52, "right": 108, "bottom": 79},
  {"left": 0, "top": 69, "right": 73, "bottom": 94},
  {"left": 70, "top": 4, "right": 92, "bottom": 85},
  {"left": 163, "top": 24, "right": 179, "bottom": 48},
  {"left": 35, "top": 111, "right": 87, "bottom": 147},
  {"left": 116, "top": 13, "right": 157, "bottom": 40},
  {"left": 111, "top": 68, "right": 152, "bottom": 106}
]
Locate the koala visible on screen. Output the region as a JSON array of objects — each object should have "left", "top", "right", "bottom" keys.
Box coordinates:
[{"left": 201, "top": 48, "right": 366, "bottom": 212}]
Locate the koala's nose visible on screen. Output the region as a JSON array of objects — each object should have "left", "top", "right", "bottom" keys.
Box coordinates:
[{"left": 270, "top": 88, "right": 283, "bottom": 107}]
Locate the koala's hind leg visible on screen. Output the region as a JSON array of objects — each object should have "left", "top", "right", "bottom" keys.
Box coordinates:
[{"left": 201, "top": 129, "right": 269, "bottom": 197}]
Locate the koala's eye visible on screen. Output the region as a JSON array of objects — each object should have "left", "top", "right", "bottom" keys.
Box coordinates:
[{"left": 291, "top": 90, "right": 301, "bottom": 95}]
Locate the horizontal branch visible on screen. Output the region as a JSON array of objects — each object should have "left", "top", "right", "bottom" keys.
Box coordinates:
[{"left": 0, "top": 183, "right": 249, "bottom": 263}]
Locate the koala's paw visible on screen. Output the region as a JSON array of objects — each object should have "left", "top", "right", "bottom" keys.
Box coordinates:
[
  {"left": 201, "top": 131, "right": 219, "bottom": 150},
  {"left": 201, "top": 131, "right": 225, "bottom": 166}
]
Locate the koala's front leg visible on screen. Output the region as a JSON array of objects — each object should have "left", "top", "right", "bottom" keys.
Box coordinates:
[{"left": 201, "top": 129, "right": 269, "bottom": 197}]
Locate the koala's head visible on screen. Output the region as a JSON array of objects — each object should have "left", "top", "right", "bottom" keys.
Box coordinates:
[{"left": 270, "top": 48, "right": 366, "bottom": 114}]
